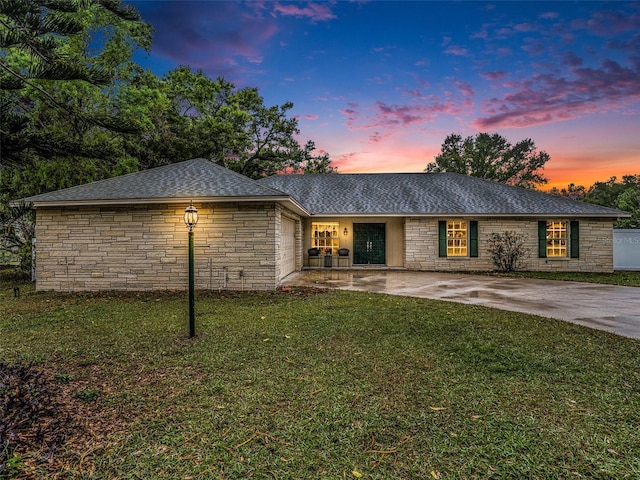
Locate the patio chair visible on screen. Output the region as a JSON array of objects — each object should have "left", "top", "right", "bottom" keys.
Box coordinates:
[
  {"left": 308, "top": 248, "right": 321, "bottom": 267},
  {"left": 338, "top": 248, "right": 350, "bottom": 267}
]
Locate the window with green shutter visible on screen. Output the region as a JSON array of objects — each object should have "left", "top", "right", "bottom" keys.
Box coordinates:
[
  {"left": 438, "top": 220, "right": 478, "bottom": 258},
  {"left": 570, "top": 221, "right": 579, "bottom": 258},
  {"left": 438, "top": 221, "right": 447, "bottom": 257},
  {"left": 539, "top": 220, "right": 571, "bottom": 258},
  {"left": 469, "top": 221, "right": 478, "bottom": 257},
  {"left": 538, "top": 221, "right": 548, "bottom": 258}
]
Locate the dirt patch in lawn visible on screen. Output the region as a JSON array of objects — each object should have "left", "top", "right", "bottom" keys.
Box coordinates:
[{"left": 1, "top": 362, "right": 128, "bottom": 479}]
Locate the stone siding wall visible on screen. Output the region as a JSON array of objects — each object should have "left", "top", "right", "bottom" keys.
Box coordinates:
[
  {"left": 35, "top": 202, "right": 280, "bottom": 291},
  {"left": 405, "top": 217, "right": 614, "bottom": 272}
]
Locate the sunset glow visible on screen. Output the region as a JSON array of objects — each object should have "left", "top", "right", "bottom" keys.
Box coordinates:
[{"left": 130, "top": 1, "right": 640, "bottom": 189}]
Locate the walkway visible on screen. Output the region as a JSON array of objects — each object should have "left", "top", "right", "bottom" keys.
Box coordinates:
[{"left": 282, "top": 270, "right": 640, "bottom": 340}]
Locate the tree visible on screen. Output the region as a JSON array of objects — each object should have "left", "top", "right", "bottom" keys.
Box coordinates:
[
  {"left": 425, "top": 133, "right": 550, "bottom": 188},
  {"left": 1, "top": 0, "right": 151, "bottom": 177},
  {"left": 0, "top": 201, "right": 34, "bottom": 273},
  {"left": 583, "top": 175, "right": 640, "bottom": 228},
  {"left": 548, "top": 183, "right": 586, "bottom": 200},
  {"left": 551, "top": 175, "right": 640, "bottom": 228},
  {"left": 1, "top": 0, "right": 151, "bottom": 270},
  {"left": 0, "top": 0, "right": 151, "bottom": 163},
  {"left": 118, "top": 66, "right": 335, "bottom": 178}
]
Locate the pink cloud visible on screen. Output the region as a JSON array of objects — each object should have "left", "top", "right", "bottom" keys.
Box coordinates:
[
  {"left": 339, "top": 103, "right": 361, "bottom": 129},
  {"left": 480, "top": 71, "right": 507, "bottom": 81},
  {"left": 273, "top": 2, "right": 337, "bottom": 21},
  {"left": 141, "top": 2, "right": 279, "bottom": 80},
  {"left": 560, "top": 51, "right": 583, "bottom": 67},
  {"left": 398, "top": 88, "right": 427, "bottom": 101},
  {"left": 376, "top": 102, "right": 431, "bottom": 127},
  {"left": 345, "top": 96, "right": 472, "bottom": 133},
  {"left": 454, "top": 80, "right": 475, "bottom": 98},
  {"left": 304, "top": 114, "right": 319, "bottom": 120},
  {"left": 474, "top": 57, "right": 640, "bottom": 129},
  {"left": 444, "top": 45, "right": 470, "bottom": 56},
  {"left": 369, "top": 131, "right": 392, "bottom": 143},
  {"left": 514, "top": 22, "right": 536, "bottom": 33},
  {"left": 540, "top": 11, "right": 559, "bottom": 20},
  {"left": 571, "top": 9, "right": 640, "bottom": 36},
  {"left": 521, "top": 41, "right": 545, "bottom": 56},
  {"left": 607, "top": 33, "right": 640, "bottom": 52},
  {"left": 471, "top": 26, "right": 490, "bottom": 41}
]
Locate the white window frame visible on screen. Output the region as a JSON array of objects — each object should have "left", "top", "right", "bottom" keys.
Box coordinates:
[
  {"left": 547, "top": 220, "right": 567, "bottom": 257},
  {"left": 311, "top": 222, "right": 340, "bottom": 255},
  {"left": 447, "top": 220, "right": 468, "bottom": 257}
]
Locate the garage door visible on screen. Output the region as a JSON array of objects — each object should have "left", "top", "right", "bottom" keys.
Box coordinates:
[{"left": 280, "top": 217, "right": 296, "bottom": 278}]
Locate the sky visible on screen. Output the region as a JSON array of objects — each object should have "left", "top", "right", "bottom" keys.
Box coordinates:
[{"left": 129, "top": 0, "right": 640, "bottom": 189}]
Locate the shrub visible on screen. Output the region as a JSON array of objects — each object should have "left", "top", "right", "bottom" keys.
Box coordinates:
[{"left": 487, "top": 231, "right": 528, "bottom": 272}]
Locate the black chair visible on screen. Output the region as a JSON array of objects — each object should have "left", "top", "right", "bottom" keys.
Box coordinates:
[
  {"left": 308, "top": 248, "right": 321, "bottom": 267},
  {"left": 338, "top": 248, "right": 350, "bottom": 267}
]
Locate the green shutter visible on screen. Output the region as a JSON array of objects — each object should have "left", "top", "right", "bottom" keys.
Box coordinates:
[
  {"left": 538, "top": 221, "right": 547, "bottom": 258},
  {"left": 469, "top": 221, "right": 478, "bottom": 257},
  {"left": 570, "top": 221, "right": 579, "bottom": 258},
  {"left": 438, "top": 221, "right": 447, "bottom": 257}
]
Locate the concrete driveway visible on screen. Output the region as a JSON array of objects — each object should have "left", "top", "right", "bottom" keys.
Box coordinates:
[{"left": 282, "top": 270, "right": 640, "bottom": 340}]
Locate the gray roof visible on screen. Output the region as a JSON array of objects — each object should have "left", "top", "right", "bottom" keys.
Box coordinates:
[
  {"left": 19, "top": 158, "right": 627, "bottom": 218},
  {"left": 258, "top": 172, "right": 627, "bottom": 217},
  {"left": 20, "top": 158, "right": 289, "bottom": 206}
]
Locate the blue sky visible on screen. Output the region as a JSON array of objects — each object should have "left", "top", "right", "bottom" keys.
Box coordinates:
[{"left": 129, "top": 1, "right": 640, "bottom": 188}]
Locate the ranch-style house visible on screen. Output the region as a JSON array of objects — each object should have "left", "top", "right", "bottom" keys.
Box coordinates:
[{"left": 19, "top": 158, "right": 628, "bottom": 291}]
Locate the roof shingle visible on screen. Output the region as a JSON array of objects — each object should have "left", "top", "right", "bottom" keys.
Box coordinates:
[
  {"left": 20, "top": 158, "right": 628, "bottom": 218},
  {"left": 21, "top": 158, "right": 285, "bottom": 204},
  {"left": 258, "top": 172, "right": 626, "bottom": 217}
]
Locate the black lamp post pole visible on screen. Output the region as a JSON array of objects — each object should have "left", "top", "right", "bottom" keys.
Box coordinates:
[{"left": 188, "top": 228, "right": 195, "bottom": 338}]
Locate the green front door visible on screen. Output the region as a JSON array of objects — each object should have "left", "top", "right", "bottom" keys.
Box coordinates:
[{"left": 353, "top": 223, "right": 386, "bottom": 265}]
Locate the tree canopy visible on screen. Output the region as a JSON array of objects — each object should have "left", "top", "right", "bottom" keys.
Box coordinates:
[
  {"left": 0, "top": 0, "right": 151, "bottom": 168},
  {"left": 425, "top": 133, "right": 550, "bottom": 188},
  {"left": 1, "top": 0, "right": 334, "bottom": 202},
  {"left": 1, "top": 0, "right": 334, "bottom": 270},
  {"left": 552, "top": 175, "right": 640, "bottom": 228},
  {"left": 118, "top": 66, "right": 333, "bottom": 178}
]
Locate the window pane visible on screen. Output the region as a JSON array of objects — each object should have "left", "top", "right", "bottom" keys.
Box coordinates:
[
  {"left": 446, "top": 220, "right": 468, "bottom": 256},
  {"left": 546, "top": 221, "right": 567, "bottom": 257},
  {"left": 311, "top": 222, "right": 340, "bottom": 255}
]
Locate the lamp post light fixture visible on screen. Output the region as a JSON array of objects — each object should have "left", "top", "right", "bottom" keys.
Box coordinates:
[
  {"left": 184, "top": 201, "right": 199, "bottom": 337},
  {"left": 343, "top": 227, "right": 348, "bottom": 236}
]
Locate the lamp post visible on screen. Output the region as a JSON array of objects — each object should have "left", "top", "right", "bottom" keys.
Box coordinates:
[{"left": 184, "top": 201, "right": 198, "bottom": 337}]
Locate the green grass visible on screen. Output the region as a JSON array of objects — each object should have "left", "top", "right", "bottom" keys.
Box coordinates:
[
  {"left": 512, "top": 270, "right": 640, "bottom": 287},
  {"left": 1, "top": 281, "right": 640, "bottom": 479}
]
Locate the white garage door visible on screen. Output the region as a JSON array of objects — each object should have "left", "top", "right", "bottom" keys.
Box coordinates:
[{"left": 280, "top": 217, "right": 296, "bottom": 278}]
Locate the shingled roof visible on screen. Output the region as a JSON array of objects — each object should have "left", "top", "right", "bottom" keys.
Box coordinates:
[
  {"left": 257, "top": 172, "right": 627, "bottom": 217},
  {"left": 20, "top": 158, "right": 297, "bottom": 207},
  {"left": 19, "top": 159, "right": 627, "bottom": 218}
]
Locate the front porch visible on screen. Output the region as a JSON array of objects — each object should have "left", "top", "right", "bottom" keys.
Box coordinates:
[{"left": 304, "top": 217, "right": 405, "bottom": 269}]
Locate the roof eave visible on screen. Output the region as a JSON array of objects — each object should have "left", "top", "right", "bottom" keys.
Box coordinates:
[
  {"left": 308, "top": 212, "right": 629, "bottom": 218},
  {"left": 24, "top": 195, "right": 311, "bottom": 216}
]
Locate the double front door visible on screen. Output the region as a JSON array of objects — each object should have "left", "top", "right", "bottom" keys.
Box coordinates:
[{"left": 353, "top": 223, "right": 386, "bottom": 265}]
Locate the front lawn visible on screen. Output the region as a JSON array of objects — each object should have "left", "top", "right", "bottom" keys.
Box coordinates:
[
  {"left": 1, "top": 283, "right": 639, "bottom": 479},
  {"left": 513, "top": 270, "right": 640, "bottom": 287}
]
